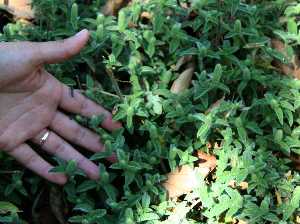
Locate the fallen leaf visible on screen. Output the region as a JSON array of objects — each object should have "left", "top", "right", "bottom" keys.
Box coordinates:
[
  {"left": 227, "top": 180, "right": 248, "bottom": 191},
  {"left": 205, "top": 92, "right": 225, "bottom": 115},
  {"left": 162, "top": 151, "right": 216, "bottom": 199},
  {"left": 161, "top": 165, "right": 199, "bottom": 199},
  {"left": 101, "top": 0, "right": 125, "bottom": 17},
  {"left": 35, "top": 205, "right": 57, "bottom": 224},
  {"left": 50, "top": 185, "right": 68, "bottom": 224},
  {"left": 173, "top": 55, "right": 192, "bottom": 71},
  {"left": 0, "top": 0, "right": 36, "bottom": 19},
  {"left": 270, "top": 38, "right": 300, "bottom": 79},
  {"left": 170, "top": 63, "right": 195, "bottom": 94},
  {"left": 194, "top": 150, "right": 216, "bottom": 169}
]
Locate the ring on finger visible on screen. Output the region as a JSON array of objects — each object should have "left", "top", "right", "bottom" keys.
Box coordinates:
[{"left": 38, "top": 129, "right": 51, "bottom": 147}]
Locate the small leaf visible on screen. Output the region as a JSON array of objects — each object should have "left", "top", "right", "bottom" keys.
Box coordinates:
[
  {"left": 48, "top": 166, "right": 67, "bottom": 174},
  {"left": 112, "top": 109, "right": 127, "bottom": 122},
  {"left": 103, "top": 184, "right": 116, "bottom": 201},
  {"left": 236, "top": 169, "right": 248, "bottom": 185},
  {"left": 169, "top": 38, "right": 180, "bottom": 54},
  {"left": 237, "top": 126, "right": 247, "bottom": 143},
  {"left": 153, "top": 15, "right": 165, "bottom": 32},
  {"left": 282, "top": 204, "right": 296, "bottom": 221},
  {"left": 139, "top": 213, "right": 160, "bottom": 221},
  {"left": 76, "top": 180, "right": 97, "bottom": 193},
  {"left": 275, "top": 107, "right": 283, "bottom": 125}
]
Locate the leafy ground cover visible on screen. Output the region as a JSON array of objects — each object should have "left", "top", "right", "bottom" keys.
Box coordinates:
[{"left": 2, "top": 0, "right": 300, "bottom": 223}]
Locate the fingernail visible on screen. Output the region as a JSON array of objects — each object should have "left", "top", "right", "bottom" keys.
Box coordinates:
[{"left": 75, "top": 30, "right": 84, "bottom": 37}]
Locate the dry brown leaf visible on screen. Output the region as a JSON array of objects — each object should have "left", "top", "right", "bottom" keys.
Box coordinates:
[
  {"left": 161, "top": 165, "right": 200, "bottom": 199},
  {"left": 50, "top": 185, "right": 68, "bottom": 224},
  {"left": 162, "top": 151, "right": 216, "bottom": 199},
  {"left": 173, "top": 55, "right": 192, "bottom": 71},
  {"left": 205, "top": 92, "right": 226, "bottom": 115},
  {"left": 194, "top": 150, "right": 216, "bottom": 169},
  {"left": 270, "top": 38, "right": 300, "bottom": 79},
  {"left": 228, "top": 180, "right": 248, "bottom": 191},
  {"left": 170, "top": 63, "right": 195, "bottom": 94}
]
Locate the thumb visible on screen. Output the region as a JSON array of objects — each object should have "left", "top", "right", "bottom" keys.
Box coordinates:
[{"left": 33, "top": 29, "right": 89, "bottom": 68}]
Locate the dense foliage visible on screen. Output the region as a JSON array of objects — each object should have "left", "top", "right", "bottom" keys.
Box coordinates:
[{"left": 2, "top": 0, "right": 300, "bottom": 223}]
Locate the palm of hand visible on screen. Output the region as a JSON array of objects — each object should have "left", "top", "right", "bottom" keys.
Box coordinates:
[{"left": 0, "top": 30, "right": 121, "bottom": 184}]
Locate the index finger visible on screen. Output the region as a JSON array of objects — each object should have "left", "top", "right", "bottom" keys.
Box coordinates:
[{"left": 58, "top": 80, "right": 122, "bottom": 132}]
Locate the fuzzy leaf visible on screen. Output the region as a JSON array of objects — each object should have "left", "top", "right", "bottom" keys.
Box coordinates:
[
  {"left": 236, "top": 169, "right": 248, "bottom": 185},
  {"left": 139, "top": 213, "right": 160, "bottom": 221},
  {"left": 275, "top": 107, "right": 283, "bottom": 125},
  {"left": 76, "top": 180, "right": 97, "bottom": 193},
  {"left": 169, "top": 38, "right": 180, "bottom": 54}
]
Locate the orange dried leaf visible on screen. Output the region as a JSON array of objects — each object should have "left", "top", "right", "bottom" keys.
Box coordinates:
[
  {"left": 205, "top": 92, "right": 225, "bottom": 115},
  {"left": 270, "top": 38, "right": 300, "bottom": 79},
  {"left": 162, "top": 151, "right": 216, "bottom": 199}
]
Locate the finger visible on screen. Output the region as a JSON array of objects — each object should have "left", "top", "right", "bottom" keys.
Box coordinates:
[
  {"left": 32, "top": 29, "right": 90, "bottom": 68},
  {"left": 59, "top": 84, "right": 122, "bottom": 132},
  {"left": 50, "top": 111, "right": 118, "bottom": 163},
  {"left": 31, "top": 129, "right": 101, "bottom": 180},
  {"left": 4, "top": 143, "right": 67, "bottom": 185}
]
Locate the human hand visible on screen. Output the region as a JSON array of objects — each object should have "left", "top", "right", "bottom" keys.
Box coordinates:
[{"left": 0, "top": 30, "right": 122, "bottom": 185}]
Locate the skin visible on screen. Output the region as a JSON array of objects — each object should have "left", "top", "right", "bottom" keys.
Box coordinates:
[{"left": 0, "top": 29, "right": 122, "bottom": 185}]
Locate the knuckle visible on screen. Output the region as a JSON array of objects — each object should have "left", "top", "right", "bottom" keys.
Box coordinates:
[
  {"left": 73, "top": 128, "right": 87, "bottom": 144},
  {"left": 79, "top": 98, "right": 89, "bottom": 115},
  {"left": 53, "top": 141, "right": 67, "bottom": 157},
  {"left": 24, "top": 153, "right": 39, "bottom": 168}
]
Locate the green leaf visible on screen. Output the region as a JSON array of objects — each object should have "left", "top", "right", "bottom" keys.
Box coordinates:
[
  {"left": 68, "top": 216, "right": 83, "bottom": 222},
  {"left": 139, "top": 213, "right": 160, "bottom": 221},
  {"left": 124, "top": 30, "right": 137, "bottom": 42},
  {"left": 90, "top": 209, "right": 106, "bottom": 220},
  {"left": 283, "top": 204, "right": 296, "bottom": 221},
  {"left": 59, "top": 78, "right": 76, "bottom": 86},
  {"left": 194, "top": 83, "right": 212, "bottom": 100},
  {"left": 73, "top": 204, "right": 93, "bottom": 213},
  {"left": 264, "top": 212, "right": 280, "bottom": 222},
  {"left": 153, "top": 139, "right": 161, "bottom": 155},
  {"left": 237, "top": 80, "right": 248, "bottom": 94},
  {"left": 127, "top": 115, "right": 133, "bottom": 129},
  {"left": 245, "top": 121, "right": 263, "bottom": 135},
  {"left": 193, "top": 16, "right": 205, "bottom": 31},
  {"left": 213, "top": 119, "right": 229, "bottom": 126},
  {"left": 237, "top": 126, "right": 247, "bottom": 143},
  {"left": 179, "top": 48, "right": 199, "bottom": 56},
  {"left": 0, "top": 201, "right": 21, "bottom": 214},
  {"left": 86, "top": 75, "right": 94, "bottom": 88},
  {"left": 104, "top": 184, "right": 116, "bottom": 201},
  {"left": 124, "top": 171, "right": 135, "bottom": 186},
  {"left": 286, "top": 45, "right": 293, "bottom": 63},
  {"left": 236, "top": 169, "right": 248, "bottom": 185},
  {"left": 74, "top": 167, "right": 87, "bottom": 177},
  {"left": 214, "top": 83, "right": 230, "bottom": 93},
  {"left": 275, "top": 107, "right": 283, "bottom": 125},
  {"left": 241, "top": 28, "right": 258, "bottom": 36},
  {"left": 291, "top": 186, "right": 300, "bottom": 207},
  {"left": 111, "top": 127, "right": 124, "bottom": 139},
  {"left": 272, "top": 50, "right": 287, "bottom": 63},
  {"left": 153, "top": 15, "right": 165, "bottom": 32},
  {"left": 280, "top": 101, "right": 294, "bottom": 111},
  {"left": 90, "top": 152, "right": 107, "bottom": 160},
  {"left": 243, "top": 151, "right": 252, "bottom": 168},
  {"left": 76, "top": 180, "right": 97, "bottom": 193},
  {"left": 51, "top": 29, "right": 70, "bottom": 36},
  {"left": 169, "top": 38, "right": 180, "bottom": 54},
  {"left": 112, "top": 109, "right": 127, "bottom": 122},
  {"left": 52, "top": 157, "right": 67, "bottom": 167},
  {"left": 140, "top": 66, "right": 156, "bottom": 75},
  {"left": 48, "top": 166, "right": 67, "bottom": 173}
]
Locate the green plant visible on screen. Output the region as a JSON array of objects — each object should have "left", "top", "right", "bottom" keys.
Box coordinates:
[{"left": 3, "top": 0, "right": 300, "bottom": 223}]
